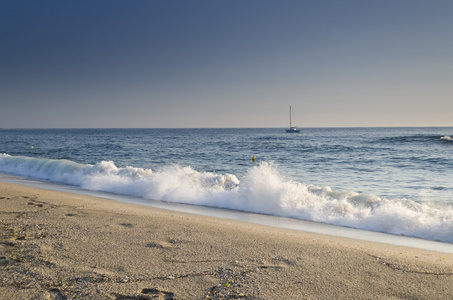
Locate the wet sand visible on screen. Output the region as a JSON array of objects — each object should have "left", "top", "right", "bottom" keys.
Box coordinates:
[{"left": 1, "top": 181, "right": 452, "bottom": 299}]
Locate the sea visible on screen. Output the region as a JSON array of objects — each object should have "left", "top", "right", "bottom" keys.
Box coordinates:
[{"left": 1, "top": 127, "right": 453, "bottom": 247}]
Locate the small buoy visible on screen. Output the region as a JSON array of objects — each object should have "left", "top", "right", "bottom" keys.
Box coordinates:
[
  {"left": 31, "top": 146, "right": 34, "bottom": 149},
  {"left": 252, "top": 156, "right": 256, "bottom": 162}
]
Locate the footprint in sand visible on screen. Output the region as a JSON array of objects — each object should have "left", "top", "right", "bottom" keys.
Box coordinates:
[
  {"left": 113, "top": 288, "right": 174, "bottom": 300},
  {"left": 145, "top": 241, "right": 174, "bottom": 249},
  {"left": 48, "top": 288, "right": 67, "bottom": 300},
  {"left": 141, "top": 288, "right": 175, "bottom": 299},
  {"left": 0, "top": 256, "right": 10, "bottom": 266}
]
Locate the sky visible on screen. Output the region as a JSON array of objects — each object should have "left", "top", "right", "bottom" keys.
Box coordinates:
[{"left": 1, "top": 0, "right": 452, "bottom": 128}]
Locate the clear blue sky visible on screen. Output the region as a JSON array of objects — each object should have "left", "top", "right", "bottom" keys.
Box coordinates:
[{"left": 1, "top": 0, "right": 452, "bottom": 128}]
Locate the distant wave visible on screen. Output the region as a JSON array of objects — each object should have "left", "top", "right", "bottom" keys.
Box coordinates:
[{"left": 1, "top": 154, "right": 452, "bottom": 243}]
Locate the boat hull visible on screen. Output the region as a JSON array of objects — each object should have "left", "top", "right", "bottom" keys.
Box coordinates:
[{"left": 286, "top": 127, "right": 300, "bottom": 133}]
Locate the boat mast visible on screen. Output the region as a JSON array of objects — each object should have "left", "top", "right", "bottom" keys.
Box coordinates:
[{"left": 289, "top": 106, "right": 292, "bottom": 128}]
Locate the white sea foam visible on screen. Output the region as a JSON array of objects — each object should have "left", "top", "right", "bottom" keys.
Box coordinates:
[{"left": 1, "top": 154, "right": 452, "bottom": 243}]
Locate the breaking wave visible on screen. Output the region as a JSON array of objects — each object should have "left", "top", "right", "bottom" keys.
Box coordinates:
[{"left": 1, "top": 154, "right": 452, "bottom": 243}]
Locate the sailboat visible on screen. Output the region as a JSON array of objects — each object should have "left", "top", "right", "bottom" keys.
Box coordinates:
[{"left": 285, "top": 106, "right": 300, "bottom": 133}]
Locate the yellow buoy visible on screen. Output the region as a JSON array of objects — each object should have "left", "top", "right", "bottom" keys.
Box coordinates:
[
  {"left": 31, "top": 146, "right": 34, "bottom": 149},
  {"left": 252, "top": 156, "right": 256, "bottom": 162}
]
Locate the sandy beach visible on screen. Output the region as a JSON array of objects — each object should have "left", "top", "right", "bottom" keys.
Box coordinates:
[{"left": 1, "top": 181, "right": 452, "bottom": 299}]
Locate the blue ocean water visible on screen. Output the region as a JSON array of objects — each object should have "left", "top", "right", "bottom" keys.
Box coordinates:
[{"left": 1, "top": 127, "right": 452, "bottom": 243}]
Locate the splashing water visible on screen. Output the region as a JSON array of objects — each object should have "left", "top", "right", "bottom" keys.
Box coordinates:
[{"left": 1, "top": 154, "right": 452, "bottom": 243}]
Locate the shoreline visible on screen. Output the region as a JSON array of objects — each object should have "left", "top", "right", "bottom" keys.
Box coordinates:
[
  {"left": 2, "top": 173, "right": 453, "bottom": 253},
  {"left": 1, "top": 181, "right": 452, "bottom": 299}
]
